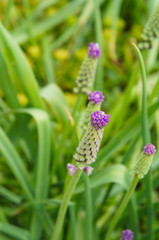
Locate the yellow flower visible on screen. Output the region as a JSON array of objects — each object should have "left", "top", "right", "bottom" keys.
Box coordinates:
[
  {"left": 45, "top": 7, "right": 57, "bottom": 16},
  {"left": 27, "top": 45, "right": 41, "bottom": 58},
  {"left": 75, "top": 48, "right": 87, "bottom": 60},
  {"left": 53, "top": 49, "right": 70, "bottom": 61},
  {"left": 103, "top": 28, "right": 111, "bottom": 40},
  {"left": 117, "top": 18, "right": 126, "bottom": 30},
  {"left": 17, "top": 93, "right": 28, "bottom": 106},
  {"left": 103, "top": 17, "right": 112, "bottom": 27}
]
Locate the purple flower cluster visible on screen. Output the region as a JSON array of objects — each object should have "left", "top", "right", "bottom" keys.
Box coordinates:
[
  {"left": 88, "top": 91, "right": 104, "bottom": 104},
  {"left": 67, "top": 163, "right": 77, "bottom": 176},
  {"left": 91, "top": 111, "right": 110, "bottom": 129},
  {"left": 88, "top": 42, "right": 101, "bottom": 58},
  {"left": 122, "top": 230, "right": 133, "bottom": 240},
  {"left": 83, "top": 166, "right": 93, "bottom": 176},
  {"left": 144, "top": 143, "right": 156, "bottom": 156}
]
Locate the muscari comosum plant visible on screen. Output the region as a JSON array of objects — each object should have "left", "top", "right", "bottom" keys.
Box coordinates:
[
  {"left": 51, "top": 42, "right": 111, "bottom": 240},
  {"left": 52, "top": 41, "right": 157, "bottom": 240}
]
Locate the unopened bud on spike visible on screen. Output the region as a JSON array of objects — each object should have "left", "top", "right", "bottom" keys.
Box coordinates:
[
  {"left": 67, "top": 163, "right": 77, "bottom": 176},
  {"left": 131, "top": 143, "right": 156, "bottom": 179}
]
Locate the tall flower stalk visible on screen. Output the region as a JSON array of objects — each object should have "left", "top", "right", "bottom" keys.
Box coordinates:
[{"left": 51, "top": 111, "right": 110, "bottom": 240}]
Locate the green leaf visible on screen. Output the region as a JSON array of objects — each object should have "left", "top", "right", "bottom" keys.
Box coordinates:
[
  {"left": 41, "top": 83, "right": 69, "bottom": 125},
  {"left": 84, "top": 175, "right": 93, "bottom": 240},
  {"left": 132, "top": 43, "right": 151, "bottom": 143},
  {"left": 17, "top": 108, "right": 52, "bottom": 239},
  {"left": 0, "top": 51, "right": 20, "bottom": 108},
  {"left": 0, "top": 186, "right": 21, "bottom": 204},
  {"left": 0, "top": 222, "right": 30, "bottom": 240},
  {"left": 75, "top": 164, "right": 132, "bottom": 194},
  {"left": 12, "top": 0, "right": 85, "bottom": 44},
  {"left": 0, "top": 127, "right": 34, "bottom": 200},
  {"left": 0, "top": 23, "right": 45, "bottom": 109},
  {"left": 18, "top": 109, "right": 51, "bottom": 199}
]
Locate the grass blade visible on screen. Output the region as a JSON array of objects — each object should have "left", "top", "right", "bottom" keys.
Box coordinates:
[
  {"left": 0, "top": 223, "right": 30, "bottom": 240},
  {"left": 0, "top": 23, "right": 45, "bottom": 109},
  {"left": 84, "top": 174, "right": 93, "bottom": 240},
  {"left": 93, "top": 0, "right": 104, "bottom": 90},
  {"left": 17, "top": 108, "right": 52, "bottom": 239},
  {"left": 41, "top": 83, "right": 69, "bottom": 125},
  {"left": 0, "top": 51, "right": 20, "bottom": 108},
  {"left": 12, "top": 0, "right": 85, "bottom": 44},
  {"left": 42, "top": 37, "right": 55, "bottom": 83},
  {"left": 0, "top": 127, "right": 34, "bottom": 200},
  {"left": 75, "top": 164, "right": 131, "bottom": 194},
  {"left": 0, "top": 186, "right": 21, "bottom": 204},
  {"left": 3, "top": 0, "right": 14, "bottom": 27}
]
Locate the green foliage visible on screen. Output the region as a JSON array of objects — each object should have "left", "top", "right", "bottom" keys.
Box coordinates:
[{"left": 0, "top": 1, "right": 159, "bottom": 240}]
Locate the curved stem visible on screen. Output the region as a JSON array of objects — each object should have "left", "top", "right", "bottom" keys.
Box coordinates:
[
  {"left": 105, "top": 176, "right": 139, "bottom": 240},
  {"left": 133, "top": 43, "right": 153, "bottom": 240},
  {"left": 51, "top": 169, "right": 82, "bottom": 240}
]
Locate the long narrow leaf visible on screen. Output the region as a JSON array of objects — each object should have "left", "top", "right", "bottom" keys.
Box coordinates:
[
  {"left": 0, "top": 186, "right": 21, "bottom": 204},
  {"left": 0, "top": 23, "right": 45, "bottom": 109},
  {"left": 0, "top": 127, "right": 34, "bottom": 200},
  {"left": 12, "top": 0, "right": 85, "bottom": 44},
  {"left": 75, "top": 164, "right": 131, "bottom": 194},
  {"left": 133, "top": 43, "right": 153, "bottom": 240},
  {"left": 0, "top": 222, "right": 30, "bottom": 240},
  {"left": 17, "top": 109, "right": 52, "bottom": 239},
  {"left": 41, "top": 83, "right": 69, "bottom": 125}
]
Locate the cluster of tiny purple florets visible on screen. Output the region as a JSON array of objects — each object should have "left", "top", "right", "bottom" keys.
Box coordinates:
[
  {"left": 88, "top": 42, "right": 101, "bottom": 58},
  {"left": 144, "top": 143, "right": 156, "bottom": 156},
  {"left": 91, "top": 111, "right": 110, "bottom": 129},
  {"left": 88, "top": 91, "right": 104, "bottom": 104},
  {"left": 122, "top": 230, "right": 133, "bottom": 240},
  {"left": 83, "top": 166, "right": 93, "bottom": 176},
  {"left": 67, "top": 163, "right": 77, "bottom": 176}
]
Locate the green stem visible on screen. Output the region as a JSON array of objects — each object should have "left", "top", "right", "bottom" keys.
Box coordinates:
[
  {"left": 105, "top": 176, "right": 139, "bottom": 240},
  {"left": 3, "top": 0, "right": 14, "bottom": 27},
  {"left": 51, "top": 169, "right": 82, "bottom": 240},
  {"left": 129, "top": 196, "right": 139, "bottom": 240},
  {"left": 133, "top": 43, "right": 153, "bottom": 240},
  {"left": 72, "top": 93, "right": 87, "bottom": 120}
]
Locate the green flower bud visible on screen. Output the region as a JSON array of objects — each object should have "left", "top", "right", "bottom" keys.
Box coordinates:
[
  {"left": 138, "top": 4, "right": 159, "bottom": 50},
  {"left": 131, "top": 143, "right": 156, "bottom": 179}
]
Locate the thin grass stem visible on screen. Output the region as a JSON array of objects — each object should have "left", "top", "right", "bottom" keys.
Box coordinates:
[
  {"left": 105, "top": 176, "right": 139, "bottom": 240},
  {"left": 51, "top": 169, "right": 82, "bottom": 240},
  {"left": 133, "top": 43, "right": 153, "bottom": 240}
]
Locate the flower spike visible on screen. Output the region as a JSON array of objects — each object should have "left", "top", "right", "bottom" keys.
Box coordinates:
[
  {"left": 74, "top": 43, "right": 100, "bottom": 95},
  {"left": 81, "top": 91, "right": 105, "bottom": 130},
  {"left": 132, "top": 143, "right": 156, "bottom": 179},
  {"left": 138, "top": 4, "right": 159, "bottom": 50},
  {"left": 73, "top": 111, "right": 110, "bottom": 170},
  {"left": 121, "top": 229, "right": 133, "bottom": 240}
]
